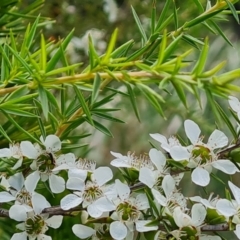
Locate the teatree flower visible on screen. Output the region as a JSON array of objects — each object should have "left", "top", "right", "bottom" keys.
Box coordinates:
[
  {"left": 109, "top": 179, "right": 150, "bottom": 240},
  {"left": 10, "top": 204, "right": 63, "bottom": 240},
  {"left": 150, "top": 133, "right": 180, "bottom": 152},
  {"left": 0, "top": 143, "right": 24, "bottom": 169},
  {"left": 21, "top": 135, "right": 68, "bottom": 194},
  {"left": 189, "top": 193, "right": 219, "bottom": 210},
  {"left": 0, "top": 172, "right": 48, "bottom": 210},
  {"left": 170, "top": 119, "right": 238, "bottom": 186},
  {"left": 216, "top": 181, "right": 240, "bottom": 222},
  {"left": 110, "top": 151, "right": 153, "bottom": 170},
  {"left": 61, "top": 167, "right": 116, "bottom": 218}
]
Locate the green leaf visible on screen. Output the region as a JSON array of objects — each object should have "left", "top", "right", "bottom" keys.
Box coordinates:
[
  {"left": 224, "top": 0, "right": 239, "bottom": 24},
  {"left": 38, "top": 85, "right": 49, "bottom": 120},
  {"left": 87, "top": 34, "right": 100, "bottom": 71},
  {"left": 173, "top": 1, "right": 178, "bottom": 29},
  {"left": 102, "top": 28, "right": 118, "bottom": 64},
  {"left": 61, "top": 143, "right": 88, "bottom": 150},
  {"left": 111, "top": 40, "right": 134, "bottom": 58},
  {"left": 151, "top": 0, "right": 156, "bottom": 34},
  {"left": 0, "top": 124, "right": 12, "bottom": 142},
  {"left": 93, "top": 112, "right": 125, "bottom": 123},
  {"left": 131, "top": 6, "right": 147, "bottom": 43},
  {"left": 192, "top": 38, "right": 209, "bottom": 75},
  {"left": 155, "top": 0, "right": 171, "bottom": 32},
  {"left": 209, "top": 20, "right": 233, "bottom": 46},
  {"left": 92, "top": 93, "right": 117, "bottom": 109},
  {"left": 215, "top": 101, "right": 238, "bottom": 140},
  {"left": 171, "top": 79, "right": 187, "bottom": 108},
  {"left": 40, "top": 33, "right": 47, "bottom": 71},
  {"left": 34, "top": 100, "right": 46, "bottom": 140},
  {"left": 125, "top": 82, "right": 141, "bottom": 122},
  {"left": 192, "top": 0, "right": 204, "bottom": 12},
  {"left": 73, "top": 85, "right": 94, "bottom": 126},
  {"left": 85, "top": 118, "right": 113, "bottom": 137},
  {"left": 46, "top": 29, "right": 74, "bottom": 72},
  {"left": 155, "top": 30, "right": 167, "bottom": 67},
  {"left": 91, "top": 73, "right": 102, "bottom": 105}
]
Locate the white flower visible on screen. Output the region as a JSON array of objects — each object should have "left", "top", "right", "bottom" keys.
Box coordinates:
[
  {"left": 110, "top": 151, "right": 153, "bottom": 170},
  {"left": 10, "top": 204, "right": 63, "bottom": 240},
  {"left": 0, "top": 143, "right": 24, "bottom": 169},
  {"left": 150, "top": 133, "right": 180, "bottom": 152},
  {"left": 170, "top": 119, "right": 238, "bottom": 186},
  {"left": 234, "top": 224, "right": 240, "bottom": 239},
  {"left": 72, "top": 224, "right": 96, "bottom": 239},
  {"left": 22, "top": 135, "right": 67, "bottom": 194},
  {"left": 61, "top": 167, "right": 116, "bottom": 218},
  {"left": 0, "top": 172, "right": 47, "bottom": 209},
  {"left": 110, "top": 179, "right": 149, "bottom": 240},
  {"left": 216, "top": 181, "right": 240, "bottom": 222},
  {"left": 189, "top": 193, "right": 219, "bottom": 209},
  {"left": 173, "top": 204, "right": 210, "bottom": 239}
]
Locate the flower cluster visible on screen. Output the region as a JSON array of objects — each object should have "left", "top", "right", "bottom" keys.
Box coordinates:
[{"left": 1, "top": 96, "right": 240, "bottom": 239}]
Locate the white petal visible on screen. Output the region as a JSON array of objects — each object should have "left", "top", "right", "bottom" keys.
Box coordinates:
[
  {"left": 72, "top": 224, "right": 95, "bottom": 239},
  {"left": 162, "top": 175, "right": 175, "bottom": 198},
  {"left": 87, "top": 203, "right": 103, "bottom": 218},
  {"left": 110, "top": 221, "right": 128, "bottom": 240},
  {"left": 200, "top": 235, "right": 221, "bottom": 240},
  {"left": 43, "top": 135, "right": 61, "bottom": 152},
  {"left": 115, "top": 179, "right": 130, "bottom": 201},
  {"left": 93, "top": 197, "right": 116, "bottom": 212},
  {"left": 66, "top": 177, "right": 85, "bottom": 191},
  {"left": 68, "top": 168, "right": 87, "bottom": 181},
  {"left": 32, "top": 193, "right": 50, "bottom": 214},
  {"left": 208, "top": 130, "right": 228, "bottom": 149},
  {"left": 135, "top": 194, "right": 149, "bottom": 210},
  {"left": 151, "top": 188, "right": 167, "bottom": 206},
  {"left": 8, "top": 172, "right": 24, "bottom": 191},
  {"left": 170, "top": 146, "right": 190, "bottom": 161},
  {"left": 37, "top": 234, "right": 51, "bottom": 240},
  {"left": 61, "top": 194, "right": 82, "bottom": 210},
  {"left": 93, "top": 167, "right": 113, "bottom": 186},
  {"left": 0, "top": 148, "right": 11, "bottom": 157},
  {"left": 212, "top": 160, "right": 238, "bottom": 174},
  {"left": 45, "top": 215, "right": 63, "bottom": 228},
  {"left": 149, "top": 148, "right": 166, "bottom": 171},
  {"left": 20, "top": 141, "right": 39, "bottom": 159},
  {"left": 173, "top": 206, "right": 192, "bottom": 228},
  {"left": 184, "top": 119, "right": 201, "bottom": 144},
  {"left": 149, "top": 133, "right": 167, "bottom": 145},
  {"left": 191, "top": 168, "right": 210, "bottom": 186},
  {"left": 216, "top": 199, "right": 237, "bottom": 217},
  {"left": 139, "top": 167, "right": 156, "bottom": 188},
  {"left": 191, "top": 203, "right": 206, "bottom": 226},
  {"left": 25, "top": 171, "right": 40, "bottom": 192},
  {"left": 49, "top": 174, "right": 65, "bottom": 193},
  {"left": 9, "top": 205, "right": 28, "bottom": 221},
  {"left": 11, "top": 232, "right": 27, "bottom": 240},
  {"left": 0, "top": 192, "right": 15, "bottom": 202},
  {"left": 229, "top": 96, "right": 240, "bottom": 113},
  {"left": 136, "top": 220, "right": 158, "bottom": 232},
  {"left": 234, "top": 224, "right": 240, "bottom": 238},
  {"left": 228, "top": 181, "right": 240, "bottom": 205},
  {"left": 56, "top": 153, "right": 75, "bottom": 166}
]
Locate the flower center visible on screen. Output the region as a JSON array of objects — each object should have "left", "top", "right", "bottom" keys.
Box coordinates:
[
  {"left": 37, "top": 153, "right": 55, "bottom": 173},
  {"left": 25, "top": 214, "right": 46, "bottom": 235},
  {"left": 116, "top": 201, "right": 140, "bottom": 221},
  {"left": 192, "top": 145, "right": 211, "bottom": 163},
  {"left": 15, "top": 189, "right": 32, "bottom": 206},
  {"left": 82, "top": 181, "right": 103, "bottom": 203}
]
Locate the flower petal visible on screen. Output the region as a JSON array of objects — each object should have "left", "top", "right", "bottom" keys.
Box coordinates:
[
  {"left": 216, "top": 199, "right": 237, "bottom": 217},
  {"left": 110, "top": 221, "right": 128, "bottom": 240},
  {"left": 32, "top": 192, "right": 50, "bottom": 214},
  {"left": 135, "top": 194, "right": 149, "bottom": 210},
  {"left": 9, "top": 205, "right": 29, "bottom": 221},
  {"left": 0, "top": 192, "right": 15, "bottom": 203},
  {"left": 191, "top": 167, "right": 210, "bottom": 186},
  {"left": 61, "top": 194, "right": 82, "bottom": 210},
  {"left": 234, "top": 224, "right": 240, "bottom": 238},
  {"left": 43, "top": 135, "right": 61, "bottom": 152},
  {"left": 229, "top": 96, "right": 240, "bottom": 113},
  {"left": 191, "top": 203, "right": 206, "bottom": 226},
  {"left": 151, "top": 188, "right": 167, "bottom": 206},
  {"left": 0, "top": 148, "right": 11, "bottom": 157},
  {"left": 184, "top": 119, "right": 201, "bottom": 144},
  {"left": 173, "top": 206, "right": 192, "bottom": 228},
  {"left": 45, "top": 215, "right": 63, "bottom": 229},
  {"left": 11, "top": 232, "right": 28, "bottom": 240},
  {"left": 20, "top": 141, "right": 39, "bottom": 159},
  {"left": 149, "top": 148, "right": 166, "bottom": 171},
  {"left": 93, "top": 167, "right": 113, "bottom": 186},
  {"left": 136, "top": 220, "right": 158, "bottom": 232},
  {"left": 212, "top": 160, "right": 238, "bottom": 174},
  {"left": 66, "top": 177, "right": 85, "bottom": 191},
  {"left": 8, "top": 172, "right": 24, "bottom": 191},
  {"left": 115, "top": 179, "right": 130, "bottom": 201},
  {"left": 25, "top": 171, "right": 40, "bottom": 192},
  {"left": 139, "top": 167, "right": 156, "bottom": 188},
  {"left": 228, "top": 181, "right": 240, "bottom": 205},
  {"left": 72, "top": 224, "right": 95, "bottom": 239},
  {"left": 162, "top": 175, "right": 175, "bottom": 198},
  {"left": 207, "top": 130, "right": 228, "bottom": 149},
  {"left": 170, "top": 146, "right": 190, "bottom": 161},
  {"left": 49, "top": 174, "right": 65, "bottom": 193}
]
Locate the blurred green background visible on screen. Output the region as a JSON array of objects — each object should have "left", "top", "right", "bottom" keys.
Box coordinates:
[{"left": 1, "top": 0, "right": 240, "bottom": 239}]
